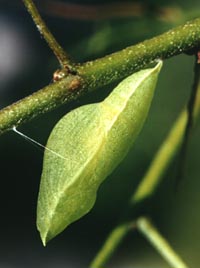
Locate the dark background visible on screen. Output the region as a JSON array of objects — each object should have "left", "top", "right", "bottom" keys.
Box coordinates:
[{"left": 0, "top": 0, "right": 200, "bottom": 267}]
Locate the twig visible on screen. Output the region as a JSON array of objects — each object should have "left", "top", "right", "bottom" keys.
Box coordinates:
[
  {"left": 0, "top": 17, "right": 200, "bottom": 134},
  {"left": 22, "top": 0, "right": 73, "bottom": 70},
  {"left": 90, "top": 216, "right": 190, "bottom": 268},
  {"left": 176, "top": 51, "right": 200, "bottom": 187},
  {"left": 0, "top": 74, "right": 82, "bottom": 133},
  {"left": 90, "top": 222, "right": 134, "bottom": 268},
  {"left": 137, "top": 217, "right": 188, "bottom": 268}
]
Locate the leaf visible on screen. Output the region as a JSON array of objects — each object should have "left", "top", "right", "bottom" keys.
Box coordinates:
[{"left": 37, "top": 61, "right": 162, "bottom": 245}]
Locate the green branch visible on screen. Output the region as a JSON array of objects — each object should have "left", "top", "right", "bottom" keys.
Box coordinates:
[
  {"left": 90, "top": 217, "right": 190, "bottom": 268},
  {"left": 0, "top": 74, "right": 82, "bottom": 134},
  {"left": 0, "top": 17, "right": 200, "bottom": 135},
  {"left": 137, "top": 217, "right": 188, "bottom": 268},
  {"left": 78, "top": 17, "right": 200, "bottom": 88},
  {"left": 90, "top": 222, "right": 134, "bottom": 268},
  {"left": 22, "top": 0, "right": 71, "bottom": 68}
]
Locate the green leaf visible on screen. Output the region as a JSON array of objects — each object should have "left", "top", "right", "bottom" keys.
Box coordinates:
[{"left": 37, "top": 61, "right": 162, "bottom": 245}]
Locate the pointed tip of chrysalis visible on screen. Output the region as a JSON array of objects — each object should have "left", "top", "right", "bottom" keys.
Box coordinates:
[
  {"left": 40, "top": 231, "right": 51, "bottom": 247},
  {"left": 38, "top": 222, "right": 62, "bottom": 246},
  {"left": 39, "top": 231, "right": 47, "bottom": 247},
  {"left": 41, "top": 237, "right": 47, "bottom": 247},
  {"left": 37, "top": 225, "right": 51, "bottom": 247},
  {"left": 36, "top": 60, "right": 163, "bottom": 246}
]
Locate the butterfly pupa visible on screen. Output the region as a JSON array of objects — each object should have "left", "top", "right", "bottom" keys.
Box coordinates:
[{"left": 37, "top": 61, "right": 162, "bottom": 245}]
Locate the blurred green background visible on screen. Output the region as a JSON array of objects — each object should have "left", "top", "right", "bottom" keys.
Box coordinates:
[{"left": 0, "top": 0, "right": 200, "bottom": 267}]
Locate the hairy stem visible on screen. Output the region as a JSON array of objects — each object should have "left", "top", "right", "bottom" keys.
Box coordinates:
[
  {"left": 22, "top": 0, "right": 72, "bottom": 68},
  {"left": 0, "top": 74, "right": 82, "bottom": 133},
  {"left": 1, "top": 18, "right": 200, "bottom": 135}
]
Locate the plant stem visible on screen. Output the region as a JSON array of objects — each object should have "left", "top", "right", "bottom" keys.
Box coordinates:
[
  {"left": 137, "top": 217, "right": 188, "bottom": 268},
  {"left": 22, "top": 0, "right": 72, "bottom": 68},
  {"left": 1, "top": 17, "right": 200, "bottom": 135},
  {"left": 78, "top": 17, "right": 200, "bottom": 89},
  {"left": 90, "top": 222, "right": 133, "bottom": 268},
  {"left": 0, "top": 74, "right": 82, "bottom": 133},
  {"left": 90, "top": 217, "right": 190, "bottom": 268},
  {"left": 90, "top": 67, "right": 200, "bottom": 268},
  {"left": 175, "top": 53, "right": 200, "bottom": 187}
]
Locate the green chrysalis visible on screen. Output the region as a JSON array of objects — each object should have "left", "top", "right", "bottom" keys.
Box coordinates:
[{"left": 37, "top": 61, "right": 162, "bottom": 245}]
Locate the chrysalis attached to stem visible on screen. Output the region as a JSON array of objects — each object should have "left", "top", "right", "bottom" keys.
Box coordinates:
[{"left": 37, "top": 61, "right": 162, "bottom": 245}]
